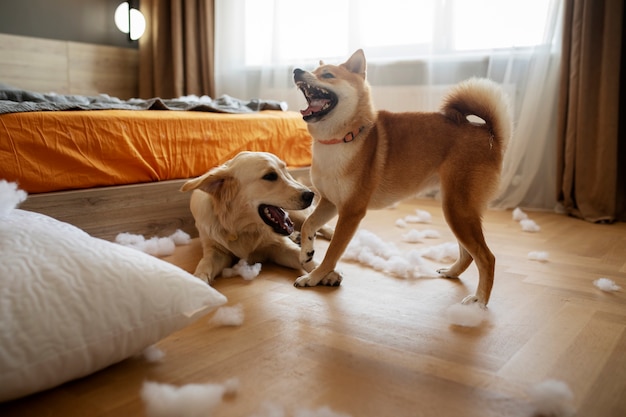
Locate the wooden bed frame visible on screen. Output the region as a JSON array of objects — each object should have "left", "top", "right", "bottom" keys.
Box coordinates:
[
  {"left": 19, "top": 179, "right": 196, "bottom": 241},
  {"left": 19, "top": 167, "right": 312, "bottom": 241},
  {"left": 2, "top": 32, "right": 311, "bottom": 241}
]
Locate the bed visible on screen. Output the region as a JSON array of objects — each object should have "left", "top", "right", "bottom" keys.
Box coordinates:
[{"left": 0, "top": 34, "right": 313, "bottom": 241}]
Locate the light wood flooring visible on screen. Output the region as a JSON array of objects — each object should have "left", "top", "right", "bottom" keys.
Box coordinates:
[{"left": 1, "top": 198, "right": 625, "bottom": 416}]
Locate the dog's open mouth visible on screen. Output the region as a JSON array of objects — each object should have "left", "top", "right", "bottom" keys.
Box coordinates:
[
  {"left": 258, "top": 204, "right": 294, "bottom": 236},
  {"left": 296, "top": 81, "right": 337, "bottom": 122}
]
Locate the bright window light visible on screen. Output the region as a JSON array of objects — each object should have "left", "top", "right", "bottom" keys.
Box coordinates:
[{"left": 244, "top": 0, "right": 553, "bottom": 65}]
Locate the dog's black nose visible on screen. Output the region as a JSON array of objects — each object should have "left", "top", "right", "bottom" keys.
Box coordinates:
[
  {"left": 294, "top": 68, "right": 304, "bottom": 76},
  {"left": 302, "top": 191, "right": 315, "bottom": 206}
]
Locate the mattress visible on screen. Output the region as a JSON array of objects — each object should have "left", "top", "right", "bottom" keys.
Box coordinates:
[{"left": 0, "top": 109, "right": 312, "bottom": 193}]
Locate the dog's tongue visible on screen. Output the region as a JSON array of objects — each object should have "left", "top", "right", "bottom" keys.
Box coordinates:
[
  {"left": 301, "top": 99, "right": 327, "bottom": 116},
  {"left": 259, "top": 204, "right": 294, "bottom": 235}
]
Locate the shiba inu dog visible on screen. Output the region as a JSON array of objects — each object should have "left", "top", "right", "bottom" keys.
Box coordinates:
[
  {"left": 181, "top": 151, "right": 332, "bottom": 284},
  {"left": 293, "top": 49, "right": 512, "bottom": 306}
]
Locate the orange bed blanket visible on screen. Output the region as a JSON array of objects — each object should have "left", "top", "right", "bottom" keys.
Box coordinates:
[{"left": 0, "top": 110, "right": 312, "bottom": 193}]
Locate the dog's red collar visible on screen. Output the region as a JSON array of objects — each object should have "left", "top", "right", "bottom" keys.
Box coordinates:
[{"left": 317, "top": 126, "right": 366, "bottom": 145}]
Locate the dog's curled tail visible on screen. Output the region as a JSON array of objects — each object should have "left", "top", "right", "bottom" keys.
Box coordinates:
[{"left": 441, "top": 78, "right": 513, "bottom": 154}]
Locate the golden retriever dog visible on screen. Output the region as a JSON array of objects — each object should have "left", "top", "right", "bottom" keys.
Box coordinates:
[
  {"left": 181, "top": 151, "right": 331, "bottom": 284},
  {"left": 293, "top": 49, "right": 512, "bottom": 306}
]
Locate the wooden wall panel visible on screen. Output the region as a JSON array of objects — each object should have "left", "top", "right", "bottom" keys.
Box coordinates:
[
  {"left": 0, "top": 33, "right": 138, "bottom": 99},
  {"left": 68, "top": 41, "right": 138, "bottom": 99},
  {"left": 0, "top": 33, "right": 69, "bottom": 93}
]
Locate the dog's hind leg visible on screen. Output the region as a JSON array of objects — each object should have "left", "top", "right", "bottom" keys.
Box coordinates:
[
  {"left": 296, "top": 204, "right": 366, "bottom": 287},
  {"left": 440, "top": 202, "right": 495, "bottom": 307},
  {"left": 437, "top": 243, "right": 473, "bottom": 278}
]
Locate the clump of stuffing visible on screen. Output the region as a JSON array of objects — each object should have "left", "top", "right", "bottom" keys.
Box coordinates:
[
  {"left": 0, "top": 180, "right": 27, "bottom": 218},
  {"left": 209, "top": 304, "right": 245, "bottom": 327},
  {"left": 420, "top": 242, "right": 458, "bottom": 263},
  {"left": 294, "top": 406, "right": 352, "bottom": 417},
  {"left": 251, "top": 403, "right": 352, "bottom": 417},
  {"left": 142, "top": 345, "right": 165, "bottom": 363},
  {"left": 512, "top": 207, "right": 541, "bottom": 232},
  {"left": 222, "top": 259, "right": 262, "bottom": 280},
  {"left": 528, "top": 379, "right": 575, "bottom": 417},
  {"left": 446, "top": 303, "right": 488, "bottom": 327},
  {"left": 593, "top": 277, "right": 621, "bottom": 292},
  {"left": 115, "top": 229, "right": 191, "bottom": 257},
  {"left": 141, "top": 379, "right": 239, "bottom": 417},
  {"left": 520, "top": 218, "right": 541, "bottom": 232},
  {"left": 528, "top": 251, "right": 549, "bottom": 262},
  {"left": 395, "top": 218, "right": 408, "bottom": 228},
  {"left": 403, "top": 209, "right": 432, "bottom": 224},
  {"left": 169, "top": 229, "right": 192, "bottom": 245},
  {"left": 343, "top": 230, "right": 453, "bottom": 279},
  {"left": 401, "top": 229, "right": 441, "bottom": 243},
  {"left": 512, "top": 207, "right": 529, "bottom": 221}
]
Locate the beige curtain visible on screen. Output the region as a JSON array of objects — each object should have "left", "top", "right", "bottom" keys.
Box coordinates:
[
  {"left": 138, "top": 0, "right": 215, "bottom": 99},
  {"left": 557, "top": 0, "right": 625, "bottom": 222}
]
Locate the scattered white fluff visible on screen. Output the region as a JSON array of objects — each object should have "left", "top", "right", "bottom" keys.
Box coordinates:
[
  {"left": 141, "top": 379, "right": 239, "bottom": 417},
  {"left": 209, "top": 304, "right": 244, "bottom": 327},
  {"left": 0, "top": 180, "right": 27, "bottom": 218},
  {"left": 404, "top": 209, "right": 432, "bottom": 224},
  {"left": 395, "top": 218, "right": 408, "bottom": 228},
  {"left": 222, "top": 259, "right": 262, "bottom": 280},
  {"left": 520, "top": 218, "right": 541, "bottom": 233},
  {"left": 169, "top": 229, "right": 192, "bottom": 245},
  {"left": 528, "top": 251, "right": 549, "bottom": 262},
  {"left": 528, "top": 379, "right": 575, "bottom": 417},
  {"left": 593, "top": 278, "right": 621, "bottom": 292},
  {"left": 343, "top": 230, "right": 453, "bottom": 279},
  {"left": 115, "top": 229, "right": 191, "bottom": 257},
  {"left": 446, "top": 303, "right": 488, "bottom": 327},
  {"left": 294, "top": 406, "right": 352, "bottom": 417},
  {"left": 401, "top": 229, "right": 441, "bottom": 243},
  {"left": 250, "top": 403, "right": 352, "bottom": 417},
  {"left": 512, "top": 207, "right": 529, "bottom": 221},
  {"left": 420, "top": 242, "right": 458, "bottom": 263},
  {"left": 142, "top": 345, "right": 166, "bottom": 363}
]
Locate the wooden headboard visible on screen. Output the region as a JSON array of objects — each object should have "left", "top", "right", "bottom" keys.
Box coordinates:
[{"left": 0, "top": 32, "right": 138, "bottom": 99}]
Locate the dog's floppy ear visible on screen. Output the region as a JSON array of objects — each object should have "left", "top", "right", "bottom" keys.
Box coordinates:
[
  {"left": 342, "top": 49, "right": 366, "bottom": 78},
  {"left": 180, "top": 167, "right": 238, "bottom": 201}
]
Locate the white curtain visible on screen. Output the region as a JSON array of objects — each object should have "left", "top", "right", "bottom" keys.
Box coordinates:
[{"left": 214, "top": 0, "right": 564, "bottom": 210}]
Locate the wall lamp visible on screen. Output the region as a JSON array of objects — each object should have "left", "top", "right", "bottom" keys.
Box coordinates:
[{"left": 115, "top": 1, "right": 146, "bottom": 41}]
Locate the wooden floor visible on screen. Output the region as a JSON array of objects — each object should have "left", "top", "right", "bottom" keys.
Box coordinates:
[{"left": 2, "top": 198, "right": 625, "bottom": 417}]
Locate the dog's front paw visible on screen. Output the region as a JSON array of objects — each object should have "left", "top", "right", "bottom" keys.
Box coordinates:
[
  {"left": 294, "top": 270, "right": 342, "bottom": 287},
  {"left": 193, "top": 271, "right": 213, "bottom": 285},
  {"left": 320, "top": 270, "right": 342, "bottom": 286},
  {"left": 461, "top": 295, "right": 486, "bottom": 309},
  {"left": 294, "top": 274, "right": 317, "bottom": 287}
]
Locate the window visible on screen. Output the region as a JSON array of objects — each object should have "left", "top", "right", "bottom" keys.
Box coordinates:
[{"left": 244, "top": 0, "right": 553, "bottom": 66}]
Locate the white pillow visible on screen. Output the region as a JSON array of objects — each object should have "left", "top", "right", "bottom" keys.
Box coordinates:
[{"left": 0, "top": 209, "right": 227, "bottom": 402}]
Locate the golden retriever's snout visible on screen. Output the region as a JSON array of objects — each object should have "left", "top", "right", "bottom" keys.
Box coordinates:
[{"left": 301, "top": 190, "right": 314, "bottom": 208}]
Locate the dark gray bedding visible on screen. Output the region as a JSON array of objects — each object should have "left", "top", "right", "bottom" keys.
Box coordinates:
[{"left": 0, "top": 89, "right": 288, "bottom": 115}]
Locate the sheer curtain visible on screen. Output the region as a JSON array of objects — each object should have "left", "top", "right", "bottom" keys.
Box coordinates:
[{"left": 214, "top": 0, "right": 564, "bottom": 210}]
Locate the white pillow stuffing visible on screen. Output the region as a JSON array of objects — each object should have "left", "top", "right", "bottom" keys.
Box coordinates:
[
  {"left": 0, "top": 198, "right": 227, "bottom": 402},
  {"left": 593, "top": 277, "right": 621, "bottom": 292},
  {"left": 141, "top": 379, "right": 239, "bottom": 417},
  {"left": 528, "top": 379, "right": 575, "bottom": 417}
]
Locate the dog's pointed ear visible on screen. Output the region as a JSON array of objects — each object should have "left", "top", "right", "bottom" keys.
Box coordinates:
[
  {"left": 319, "top": 59, "right": 325, "bottom": 66},
  {"left": 342, "top": 49, "right": 366, "bottom": 78}
]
